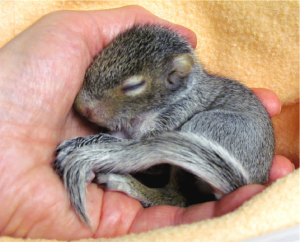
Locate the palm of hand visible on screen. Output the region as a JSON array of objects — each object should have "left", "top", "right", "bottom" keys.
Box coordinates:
[
  {"left": 0, "top": 10, "right": 136, "bottom": 238},
  {"left": 0, "top": 7, "right": 294, "bottom": 240}
]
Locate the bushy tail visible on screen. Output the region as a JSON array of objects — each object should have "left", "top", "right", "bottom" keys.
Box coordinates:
[
  {"left": 141, "top": 132, "right": 251, "bottom": 196},
  {"left": 56, "top": 131, "right": 251, "bottom": 226}
]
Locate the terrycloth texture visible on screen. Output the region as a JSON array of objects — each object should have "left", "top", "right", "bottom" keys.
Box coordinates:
[{"left": 0, "top": 1, "right": 299, "bottom": 241}]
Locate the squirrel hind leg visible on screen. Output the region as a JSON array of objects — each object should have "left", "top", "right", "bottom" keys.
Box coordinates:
[{"left": 95, "top": 173, "right": 187, "bottom": 207}]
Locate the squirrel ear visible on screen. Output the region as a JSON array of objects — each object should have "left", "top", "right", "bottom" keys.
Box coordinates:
[{"left": 166, "top": 53, "right": 194, "bottom": 90}]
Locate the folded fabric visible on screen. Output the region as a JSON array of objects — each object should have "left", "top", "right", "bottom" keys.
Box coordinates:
[{"left": 0, "top": 1, "right": 298, "bottom": 241}]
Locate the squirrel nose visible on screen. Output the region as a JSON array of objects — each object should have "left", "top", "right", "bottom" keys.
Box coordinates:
[
  {"left": 75, "top": 100, "right": 114, "bottom": 126},
  {"left": 75, "top": 104, "right": 93, "bottom": 119},
  {"left": 82, "top": 107, "right": 93, "bottom": 119}
]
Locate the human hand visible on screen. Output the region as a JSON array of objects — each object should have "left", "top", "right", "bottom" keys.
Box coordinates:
[{"left": 0, "top": 6, "right": 294, "bottom": 240}]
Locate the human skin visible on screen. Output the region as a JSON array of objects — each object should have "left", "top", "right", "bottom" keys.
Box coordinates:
[{"left": 0, "top": 5, "right": 294, "bottom": 240}]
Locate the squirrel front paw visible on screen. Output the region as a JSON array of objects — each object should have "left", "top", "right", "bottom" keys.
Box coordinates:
[
  {"left": 53, "top": 137, "right": 85, "bottom": 177},
  {"left": 53, "top": 133, "right": 122, "bottom": 176}
]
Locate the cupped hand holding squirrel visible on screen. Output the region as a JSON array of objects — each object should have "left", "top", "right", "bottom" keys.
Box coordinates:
[{"left": 0, "top": 6, "right": 294, "bottom": 240}]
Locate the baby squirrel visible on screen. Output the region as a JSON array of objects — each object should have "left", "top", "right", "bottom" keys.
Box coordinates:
[{"left": 53, "top": 25, "right": 275, "bottom": 226}]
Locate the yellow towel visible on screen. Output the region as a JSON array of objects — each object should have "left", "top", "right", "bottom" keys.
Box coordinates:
[{"left": 0, "top": 1, "right": 298, "bottom": 241}]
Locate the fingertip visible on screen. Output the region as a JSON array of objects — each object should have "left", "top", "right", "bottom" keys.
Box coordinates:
[
  {"left": 124, "top": 5, "right": 197, "bottom": 48},
  {"left": 95, "top": 191, "right": 141, "bottom": 237},
  {"left": 252, "top": 88, "right": 281, "bottom": 117},
  {"left": 172, "top": 24, "right": 197, "bottom": 48},
  {"left": 214, "top": 184, "right": 265, "bottom": 217},
  {"left": 268, "top": 155, "right": 295, "bottom": 182}
]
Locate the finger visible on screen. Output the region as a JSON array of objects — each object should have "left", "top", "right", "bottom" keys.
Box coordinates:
[
  {"left": 126, "top": 185, "right": 265, "bottom": 235},
  {"left": 126, "top": 5, "right": 198, "bottom": 48},
  {"left": 171, "top": 24, "right": 197, "bottom": 49},
  {"left": 177, "top": 185, "right": 264, "bottom": 224},
  {"left": 128, "top": 204, "right": 187, "bottom": 234},
  {"left": 95, "top": 191, "right": 143, "bottom": 237},
  {"left": 86, "top": 5, "right": 197, "bottom": 54},
  {"left": 213, "top": 184, "right": 265, "bottom": 217},
  {"left": 251, "top": 88, "right": 281, "bottom": 117},
  {"left": 266, "top": 155, "right": 294, "bottom": 186}
]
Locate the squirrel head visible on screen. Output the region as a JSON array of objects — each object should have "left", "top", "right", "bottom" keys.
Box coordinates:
[{"left": 74, "top": 25, "right": 195, "bottom": 131}]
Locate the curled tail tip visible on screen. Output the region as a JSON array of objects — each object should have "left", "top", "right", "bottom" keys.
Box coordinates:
[
  {"left": 72, "top": 195, "right": 92, "bottom": 227},
  {"left": 65, "top": 174, "right": 91, "bottom": 227},
  {"left": 78, "top": 211, "right": 92, "bottom": 228}
]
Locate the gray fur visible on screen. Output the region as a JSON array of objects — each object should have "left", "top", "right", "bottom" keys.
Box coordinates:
[{"left": 52, "top": 25, "right": 274, "bottom": 226}]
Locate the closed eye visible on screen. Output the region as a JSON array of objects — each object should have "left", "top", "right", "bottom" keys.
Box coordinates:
[
  {"left": 121, "top": 80, "right": 146, "bottom": 93},
  {"left": 121, "top": 75, "right": 147, "bottom": 96}
]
